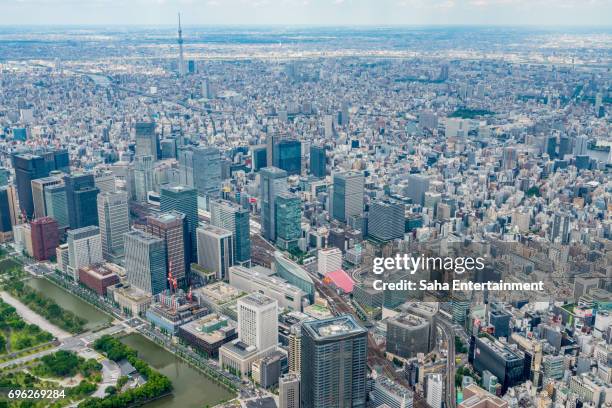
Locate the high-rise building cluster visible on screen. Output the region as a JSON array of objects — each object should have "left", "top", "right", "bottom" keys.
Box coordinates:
[{"left": 0, "top": 23, "right": 610, "bottom": 408}]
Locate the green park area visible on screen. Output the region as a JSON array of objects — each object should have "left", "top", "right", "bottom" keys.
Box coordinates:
[
  {"left": 78, "top": 335, "right": 173, "bottom": 408},
  {"left": 0, "top": 299, "right": 54, "bottom": 354},
  {"left": 0, "top": 350, "right": 103, "bottom": 407}
]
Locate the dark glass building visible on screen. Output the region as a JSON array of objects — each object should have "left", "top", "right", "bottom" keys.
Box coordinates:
[
  {"left": 64, "top": 173, "right": 100, "bottom": 229},
  {"left": 12, "top": 153, "right": 49, "bottom": 218},
  {"left": 472, "top": 335, "right": 526, "bottom": 393},
  {"left": 0, "top": 187, "right": 13, "bottom": 236},
  {"left": 309, "top": 145, "right": 326, "bottom": 178},
  {"left": 252, "top": 146, "right": 268, "bottom": 172},
  {"left": 273, "top": 139, "right": 301, "bottom": 176},
  {"left": 160, "top": 184, "right": 198, "bottom": 263},
  {"left": 490, "top": 309, "right": 512, "bottom": 339},
  {"left": 301, "top": 315, "right": 367, "bottom": 408}
]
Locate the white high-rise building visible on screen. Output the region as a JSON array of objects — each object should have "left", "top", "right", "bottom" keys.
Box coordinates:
[
  {"left": 196, "top": 225, "right": 233, "bottom": 280},
  {"left": 94, "top": 170, "right": 116, "bottom": 194},
  {"left": 237, "top": 293, "right": 278, "bottom": 352},
  {"left": 426, "top": 373, "right": 443, "bottom": 408},
  {"left": 317, "top": 247, "right": 342, "bottom": 276},
  {"left": 574, "top": 134, "right": 589, "bottom": 156},
  {"left": 97, "top": 191, "right": 129, "bottom": 261},
  {"left": 67, "top": 226, "right": 103, "bottom": 280}
]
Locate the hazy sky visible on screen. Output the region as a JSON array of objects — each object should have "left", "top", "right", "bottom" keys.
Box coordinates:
[{"left": 2, "top": 0, "right": 611, "bottom": 26}]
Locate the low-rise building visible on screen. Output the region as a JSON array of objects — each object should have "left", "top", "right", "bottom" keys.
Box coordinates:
[
  {"left": 78, "top": 263, "right": 120, "bottom": 296},
  {"left": 108, "top": 283, "right": 152, "bottom": 316},
  {"left": 229, "top": 265, "right": 309, "bottom": 311},
  {"left": 177, "top": 313, "right": 237, "bottom": 357},
  {"left": 145, "top": 292, "right": 208, "bottom": 335}
]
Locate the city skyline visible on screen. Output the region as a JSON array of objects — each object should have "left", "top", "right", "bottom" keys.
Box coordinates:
[{"left": 2, "top": 0, "right": 612, "bottom": 26}]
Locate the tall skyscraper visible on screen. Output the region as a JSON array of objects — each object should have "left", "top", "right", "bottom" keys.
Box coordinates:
[
  {"left": 134, "top": 155, "right": 154, "bottom": 202},
  {"left": 546, "top": 136, "right": 557, "bottom": 159},
  {"left": 275, "top": 192, "right": 302, "bottom": 250},
  {"left": 309, "top": 145, "right": 326, "bottom": 178},
  {"left": 97, "top": 191, "right": 129, "bottom": 261},
  {"left": 237, "top": 293, "right": 278, "bottom": 352},
  {"left": 301, "top": 315, "right": 367, "bottom": 408},
  {"left": 368, "top": 199, "right": 405, "bottom": 242},
  {"left": 177, "top": 13, "right": 185, "bottom": 77},
  {"left": 260, "top": 167, "right": 288, "bottom": 242},
  {"left": 178, "top": 146, "right": 222, "bottom": 198},
  {"left": 124, "top": 230, "right": 167, "bottom": 295},
  {"left": 574, "top": 135, "right": 588, "bottom": 156},
  {"left": 196, "top": 225, "right": 233, "bottom": 281},
  {"left": 44, "top": 184, "right": 69, "bottom": 229},
  {"left": 160, "top": 184, "right": 198, "bottom": 262},
  {"left": 273, "top": 139, "right": 302, "bottom": 176},
  {"left": 67, "top": 226, "right": 103, "bottom": 280},
  {"left": 64, "top": 173, "right": 99, "bottom": 229},
  {"left": 266, "top": 134, "right": 277, "bottom": 168},
  {"left": 12, "top": 153, "right": 50, "bottom": 218},
  {"left": 210, "top": 200, "right": 251, "bottom": 265},
  {"left": 134, "top": 122, "right": 158, "bottom": 159},
  {"left": 147, "top": 211, "right": 188, "bottom": 286},
  {"left": 332, "top": 171, "right": 364, "bottom": 223},
  {"left": 426, "top": 374, "right": 443, "bottom": 408},
  {"left": 31, "top": 176, "right": 63, "bottom": 219},
  {"left": 30, "top": 217, "right": 59, "bottom": 261}
]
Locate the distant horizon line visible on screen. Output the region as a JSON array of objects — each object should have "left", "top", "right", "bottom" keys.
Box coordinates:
[{"left": 0, "top": 23, "right": 611, "bottom": 29}]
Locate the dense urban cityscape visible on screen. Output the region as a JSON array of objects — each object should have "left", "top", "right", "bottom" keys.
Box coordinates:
[{"left": 0, "top": 4, "right": 610, "bottom": 408}]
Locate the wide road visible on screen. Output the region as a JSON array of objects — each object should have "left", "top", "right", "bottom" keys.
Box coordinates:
[{"left": 437, "top": 318, "right": 457, "bottom": 408}]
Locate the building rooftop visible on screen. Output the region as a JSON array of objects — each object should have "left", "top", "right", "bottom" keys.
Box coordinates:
[
  {"left": 240, "top": 292, "right": 276, "bottom": 307},
  {"left": 323, "top": 269, "right": 354, "bottom": 293},
  {"left": 302, "top": 314, "right": 366, "bottom": 340}
]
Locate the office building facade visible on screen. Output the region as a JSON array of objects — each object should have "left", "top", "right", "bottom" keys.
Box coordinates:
[
  {"left": 301, "top": 315, "right": 368, "bottom": 408},
  {"left": 64, "top": 173, "right": 100, "bottom": 229},
  {"left": 146, "top": 211, "right": 188, "bottom": 286},
  {"left": 274, "top": 139, "right": 302, "bottom": 176},
  {"left": 332, "top": 171, "right": 364, "bottom": 223},
  {"left": 260, "top": 167, "right": 288, "bottom": 242},
  {"left": 124, "top": 230, "right": 167, "bottom": 296},
  {"left": 368, "top": 199, "right": 405, "bottom": 242},
  {"left": 30, "top": 217, "right": 59, "bottom": 261},
  {"left": 210, "top": 199, "right": 251, "bottom": 265},
  {"left": 97, "top": 191, "right": 129, "bottom": 261},
  {"left": 135, "top": 121, "right": 158, "bottom": 159},
  {"left": 309, "top": 145, "right": 326, "bottom": 178},
  {"left": 275, "top": 192, "right": 302, "bottom": 250},
  {"left": 196, "top": 225, "right": 233, "bottom": 281},
  {"left": 160, "top": 184, "right": 198, "bottom": 262},
  {"left": 67, "top": 226, "right": 103, "bottom": 280}
]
